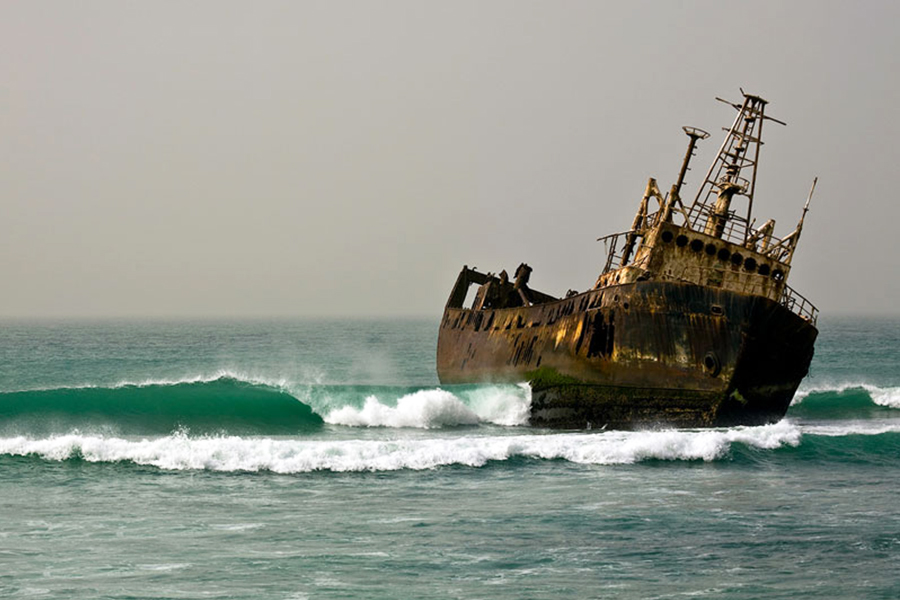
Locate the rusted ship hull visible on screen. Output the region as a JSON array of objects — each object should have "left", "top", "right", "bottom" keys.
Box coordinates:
[
  {"left": 437, "top": 274, "right": 817, "bottom": 428},
  {"left": 437, "top": 93, "right": 819, "bottom": 429}
]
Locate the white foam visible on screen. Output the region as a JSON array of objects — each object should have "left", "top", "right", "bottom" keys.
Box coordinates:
[
  {"left": 800, "top": 421, "right": 900, "bottom": 437},
  {"left": 323, "top": 385, "right": 531, "bottom": 428},
  {"left": 793, "top": 381, "right": 858, "bottom": 403},
  {"left": 863, "top": 384, "right": 900, "bottom": 408},
  {"left": 464, "top": 383, "right": 532, "bottom": 426},
  {"left": 0, "top": 421, "right": 805, "bottom": 473},
  {"left": 137, "top": 563, "right": 191, "bottom": 572},
  {"left": 3, "top": 374, "right": 534, "bottom": 429},
  {"left": 325, "top": 390, "right": 480, "bottom": 428},
  {"left": 793, "top": 382, "right": 900, "bottom": 408}
]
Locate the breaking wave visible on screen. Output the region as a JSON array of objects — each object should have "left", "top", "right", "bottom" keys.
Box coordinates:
[
  {"left": 0, "top": 421, "right": 800, "bottom": 472},
  {"left": 788, "top": 382, "right": 900, "bottom": 419},
  {"left": 0, "top": 374, "right": 323, "bottom": 436},
  {"left": 0, "top": 373, "right": 531, "bottom": 436},
  {"left": 324, "top": 384, "right": 531, "bottom": 428},
  {"left": 2, "top": 420, "right": 898, "bottom": 473}
]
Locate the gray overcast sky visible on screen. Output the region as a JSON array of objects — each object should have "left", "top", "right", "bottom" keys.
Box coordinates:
[{"left": 1, "top": 1, "right": 897, "bottom": 318}]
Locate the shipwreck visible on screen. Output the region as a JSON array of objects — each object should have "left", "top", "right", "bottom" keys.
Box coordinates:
[{"left": 436, "top": 92, "right": 819, "bottom": 429}]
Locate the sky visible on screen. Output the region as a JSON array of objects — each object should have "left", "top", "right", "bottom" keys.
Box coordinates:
[{"left": 1, "top": 1, "right": 898, "bottom": 318}]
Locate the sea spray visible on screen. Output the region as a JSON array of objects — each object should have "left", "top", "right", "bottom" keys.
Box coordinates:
[
  {"left": 463, "top": 382, "right": 532, "bottom": 426},
  {"left": 325, "top": 390, "right": 481, "bottom": 428},
  {"left": 0, "top": 421, "right": 813, "bottom": 472},
  {"left": 324, "top": 384, "right": 531, "bottom": 428}
]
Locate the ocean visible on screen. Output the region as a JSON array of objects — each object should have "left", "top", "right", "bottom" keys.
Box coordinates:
[{"left": 1, "top": 316, "right": 898, "bottom": 599}]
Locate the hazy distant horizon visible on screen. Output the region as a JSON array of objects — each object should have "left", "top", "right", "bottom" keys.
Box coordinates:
[{"left": 3, "top": 1, "right": 898, "bottom": 318}]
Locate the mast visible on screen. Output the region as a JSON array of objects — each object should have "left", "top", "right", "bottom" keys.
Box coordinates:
[
  {"left": 662, "top": 127, "right": 709, "bottom": 223},
  {"left": 784, "top": 176, "right": 817, "bottom": 265},
  {"left": 686, "top": 92, "right": 786, "bottom": 243}
]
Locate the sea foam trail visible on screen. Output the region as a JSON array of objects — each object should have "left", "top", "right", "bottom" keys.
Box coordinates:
[
  {"left": 0, "top": 421, "right": 806, "bottom": 473},
  {"left": 323, "top": 385, "right": 531, "bottom": 428}
]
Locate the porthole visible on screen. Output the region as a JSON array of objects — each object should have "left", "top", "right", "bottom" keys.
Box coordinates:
[
  {"left": 730, "top": 253, "right": 743, "bottom": 267},
  {"left": 676, "top": 235, "right": 689, "bottom": 247},
  {"left": 705, "top": 243, "right": 717, "bottom": 256},
  {"left": 744, "top": 257, "right": 757, "bottom": 272},
  {"left": 662, "top": 230, "right": 674, "bottom": 243},
  {"left": 758, "top": 264, "right": 771, "bottom": 276},
  {"left": 772, "top": 269, "right": 785, "bottom": 281},
  {"left": 717, "top": 248, "right": 731, "bottom": 262},
  {"left": 690, "top": 239, "right": 704, "bottom": 252},
  {"left": 703, "top": 351, "right": 721, "bottom": 377}
]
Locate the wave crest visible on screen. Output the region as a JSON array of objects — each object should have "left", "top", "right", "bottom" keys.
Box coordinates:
[
  {"left": 789, "top": 383, "right": 900, "bottom": 421},
  {"left": 0, "top": 374, "right": 533, "bottom": 435},
  {"left": 323, "top": 385, "right": 531, "bottom": 428},
  {"left": 0, "top": 375, "right": 322, "bottom": 436},
  {"left": 794, "top": 382, "right": 900, "bottom": 407},
  {"left": 0, "top": 421, "right": 808, "bottom": 472},
  {"left": 325, "top": 390, "right": 479, "bottom": 428}
]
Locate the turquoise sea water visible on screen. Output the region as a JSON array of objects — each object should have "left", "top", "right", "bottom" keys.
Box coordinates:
[{"left": 1, "top": 316, "right": 898, "bottom": 599}]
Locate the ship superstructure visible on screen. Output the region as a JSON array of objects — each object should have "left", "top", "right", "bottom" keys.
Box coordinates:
[
  {"left": 596, "top": 94, "right": 816, "bottom": 318},
  {"left": 436, "top": 92, "right": 818, "bottom": 428}
]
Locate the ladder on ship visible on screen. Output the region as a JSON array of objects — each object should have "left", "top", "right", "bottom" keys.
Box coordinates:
[{"left": 685, "top": 92, "right": 786, "bottom": 244}]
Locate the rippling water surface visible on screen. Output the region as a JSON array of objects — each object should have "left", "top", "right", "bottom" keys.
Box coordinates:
[{"left": 1, "top": 317, "right": 898, "bottom": 598}]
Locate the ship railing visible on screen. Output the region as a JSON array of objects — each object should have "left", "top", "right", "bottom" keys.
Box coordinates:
[
  {"left": 780, "top": 284, "right": 819, "bottom": 325},
  {"left": 597, "top": 230, "right": 631, "bottom": 273},
  {"left": 597, "top": 230, "right": 652, "bottom": 274},
  {"left": 667, "top": 264, "right": 817, "bottom": 325},
  {"left": 598, "top": 209, "right": 665, "bottom": 274},
  {"left": 682, "top": 204, "right": 788, "bottom": 250},
  {"left": 646, "top": 206, "right": 789, "bottom": 257},
  {"left": 644, "top": 210, "right": 663, "bottom": 230}
]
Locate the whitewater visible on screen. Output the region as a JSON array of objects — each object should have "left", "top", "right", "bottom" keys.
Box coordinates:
[{"left": 2, "top": 316, "right": 900, "bottom": 599}]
